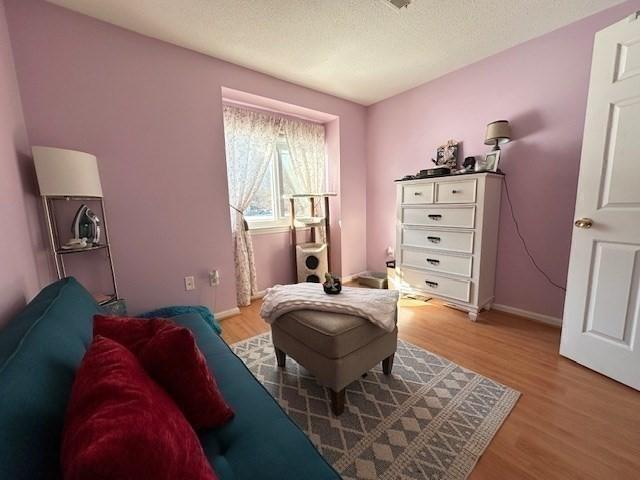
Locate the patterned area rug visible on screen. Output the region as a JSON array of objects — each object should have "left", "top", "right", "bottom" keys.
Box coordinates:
[{"left": 232, "top": 333, "right": 520, "bottom": 480}]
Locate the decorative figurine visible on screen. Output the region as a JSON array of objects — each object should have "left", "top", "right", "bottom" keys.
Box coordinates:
[{"left": 323, "top": 273, "right": 342, "bottom": 295}]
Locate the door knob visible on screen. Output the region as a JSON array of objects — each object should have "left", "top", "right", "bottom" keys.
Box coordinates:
[{"left": 574, "top": 218, "right": 593, "bottom": 229}]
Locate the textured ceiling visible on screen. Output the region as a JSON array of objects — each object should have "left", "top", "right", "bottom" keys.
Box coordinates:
[{"left": 45, "top": 0, "right": 624, "bottom": 105}]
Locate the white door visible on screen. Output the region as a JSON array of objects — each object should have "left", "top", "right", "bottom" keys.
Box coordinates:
[{"left": 560, "top": 11, "right": 640, "bottom": 390}]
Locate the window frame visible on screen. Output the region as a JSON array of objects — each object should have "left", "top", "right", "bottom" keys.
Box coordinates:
[{"left": 245, "top": 138, "right": 294, "bottom": 234}]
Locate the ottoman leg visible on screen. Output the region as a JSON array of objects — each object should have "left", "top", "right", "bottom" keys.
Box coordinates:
[
  {"left": 330, "top": 389, "right": 345, "bottom": 416},
  {"left": 274, "top": 347, "right": 286, "bottom": 368},
  {"left": 382, "top": 353, "right": 394, "bottom": 375}
]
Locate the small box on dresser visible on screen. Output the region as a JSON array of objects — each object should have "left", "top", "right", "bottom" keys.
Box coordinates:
[{"left": 395, "top": 172, "right": 503, "bottom": 321}]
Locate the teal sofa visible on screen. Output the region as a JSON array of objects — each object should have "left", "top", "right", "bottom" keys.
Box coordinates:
[{"left": 0, "top": 277, "right": 340, "bottom": 480}]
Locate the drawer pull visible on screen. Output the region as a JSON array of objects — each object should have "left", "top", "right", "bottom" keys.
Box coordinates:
[
  {"left": 425, "top": 280, "right": 439, "bottom": 288},
  {"left": 413, "top": 191, "right": 423, "bottom": 196},
  {"left": 426, "top": 258, "right": 440, "bottom": 265},
  {"left": 452, "top": 189, "right": 460, "bottom": 194},
  {"left": 427, "top": 236, "right": 441, "bottom": 243},
  {"left": 427, "top": 214, "right": 442, "bottom": 220}
]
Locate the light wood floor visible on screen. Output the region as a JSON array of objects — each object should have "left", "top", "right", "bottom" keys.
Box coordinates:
[{"left": 220, "top": 297, "right": 640, "bottom": 480}]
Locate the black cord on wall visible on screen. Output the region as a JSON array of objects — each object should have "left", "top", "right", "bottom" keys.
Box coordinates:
[{"left": 502, "top": 176, "right": 567, "bottom": 292}]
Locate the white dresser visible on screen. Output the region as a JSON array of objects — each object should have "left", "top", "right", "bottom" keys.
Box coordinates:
[{"left": 395, "top": 172, "right": 503, "bottom": 320}]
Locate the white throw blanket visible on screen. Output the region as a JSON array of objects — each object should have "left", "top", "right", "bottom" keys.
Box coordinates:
[{"left": 260, "top": 283, "right": 399, "bottom": 332}]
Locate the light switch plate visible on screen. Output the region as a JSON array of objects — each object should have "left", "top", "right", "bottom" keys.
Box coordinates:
[{"left": 184, "top": 276, "right": 196, "bottom": 291}]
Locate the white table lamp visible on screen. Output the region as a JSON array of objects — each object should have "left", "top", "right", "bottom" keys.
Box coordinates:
[
  {"left": 32, "top": 146, "right": 103, "bottom": 197},
  {"left": 484, "top": 120, "right": 511, "bottom": 152}
]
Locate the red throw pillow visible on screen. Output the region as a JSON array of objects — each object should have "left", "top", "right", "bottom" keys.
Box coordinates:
[
  {"left": 61, "top": 336, "right": 217, "bottom": 480},
  {"left": 93, "top": 315, "right": 234, "bottom": 429},
  {"left": 93, "top": 315, "right": 164, "bottom": 355}
]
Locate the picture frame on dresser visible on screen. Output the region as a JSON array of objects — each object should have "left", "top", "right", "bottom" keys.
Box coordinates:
[
  {"left": 395, "top": 172, "right": 503, "bottom": 321},
  {"left": 484, "top": 150, "right": 501, "bottom": 172}
]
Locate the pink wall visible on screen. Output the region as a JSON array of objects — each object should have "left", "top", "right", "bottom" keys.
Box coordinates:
[
  {"left": 366, "top": 0, "right": 640, "bottom": 319},
  {"left": 326, "top": 118, "right": 343, "bottom": 275},
  {"left": 252, "top": 233, "right": 296, "bottom": 292},
  {"left": 0, "top": 0, "right": 48, "bottom": 326},
  {"left": 252, "top": 230, "right": 311, "bottom": 292},
  {"left": 4, "top": 0, "right": 367, "bottom": 314}
]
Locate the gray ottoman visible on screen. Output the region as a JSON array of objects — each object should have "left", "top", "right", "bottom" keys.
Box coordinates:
[{"left": 271, "top": 309, "right": 398, "bottom": 415}]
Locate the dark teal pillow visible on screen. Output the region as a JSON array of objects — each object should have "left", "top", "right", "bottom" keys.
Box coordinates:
[
  {"left": 140, "top": 305, "right": 222, "bottom": 334},
  {"left": 0, "top": 277, "right": 100, "bottom": 480}
]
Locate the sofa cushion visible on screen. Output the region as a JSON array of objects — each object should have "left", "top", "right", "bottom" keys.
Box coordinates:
[
  {"left": 61, "top": 336, "right": 218, "bottom": 480},
  {"left": 275, "top": 309, "right": 388, "bottom": 359},
  {"left": 170, "top": 313, "right": 340, "bottom": 480},
  {"left": 0, "top": 277, "right": 79, "bottom": 365},
  {"left": 94, "top": 314, "right": 234, "bottom": 429},
  {"left": 0, "top": 277, "right": 99, "bottom": 480}
]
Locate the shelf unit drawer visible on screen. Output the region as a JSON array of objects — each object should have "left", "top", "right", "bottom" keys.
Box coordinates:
[
  {"left": 402, "top": 183, "right": 434, "bottom": 204},
  {"left": 402, "top": 205, "right": 475, "bottom": 228},
  {"left": 435, "top": 179, "right": 477, "bottom": 204},
  {"left": 402, "top": 227, "right": 474, "bottom": 254},
  {"left": 401, "top": 249, "right": 473, "bottom": 278},
  {"left": 402, "top": 268, "right": 471, "bottom": 302}
]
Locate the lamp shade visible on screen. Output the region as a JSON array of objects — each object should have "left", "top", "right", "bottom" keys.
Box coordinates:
[
  {"left": 484, "top": 120, "right": 511, "bottom": 146},
  {"left": 32, "top": 146, "right": 103, "bottom": 197}
]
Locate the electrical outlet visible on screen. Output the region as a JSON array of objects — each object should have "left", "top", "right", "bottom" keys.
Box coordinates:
[
  {"left": 184, "top": 275, "right": 196, "bottom": 291},
  {"left": 209, "top": 270, "right": 220, "bottom": 287}
]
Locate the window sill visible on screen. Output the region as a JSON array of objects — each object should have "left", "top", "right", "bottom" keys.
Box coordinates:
[
  {"left": 248, "top": 223, "right": 311, "bottom": 235},
  {"left": 248, "top": 223, "right": 290, "bottom": 235}
]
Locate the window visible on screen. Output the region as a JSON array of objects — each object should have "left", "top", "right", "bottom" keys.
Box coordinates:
[
  {"left": 244, "top": 135, "right": 326, "bottom": 230},
  {"left": 244, "top": 137, "right": 287, "bottom": 224},
  {"left": 223, "top": 105, "right": 328, "bottom": 232}
]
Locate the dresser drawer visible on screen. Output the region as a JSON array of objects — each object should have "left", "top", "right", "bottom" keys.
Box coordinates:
[
  {"left": 402, "top": 205, "right": 475, "bottom": 228},
  {"left": 401, "top": 249, "right": 473, "bottom": 277},
  {"left": 401, "top": 228, "right": 474, "bottom": 254},
  {"left": 402, "top": 183, "right": 434, "bottom": 204},
  {"left": 435, "top": 179, "right": 477, "bottom": 204},
  {"left": 402, "top": 268, "right": 471, "bottom": 302}
]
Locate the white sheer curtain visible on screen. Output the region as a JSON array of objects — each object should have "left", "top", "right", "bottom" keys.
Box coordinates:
[
  {"left": 223, "top": 105, "right": 282, "bottom": 306},
  {"left": 282, "top": 118, "right": 327, "bottom": 239},
  {"left": 282, "top": 118, "right": 326, "bottom": 194}
]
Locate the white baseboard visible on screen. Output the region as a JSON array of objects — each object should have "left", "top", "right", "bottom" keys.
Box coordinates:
[
  {"left": 215, "top": 307, "right": 241, "bottom": 320},
  {"left": 251, "top": 290, "right": 266, "bottom": 300},
  {"left": 492, "top": 303, "right": 562, "bottom": 327}
]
